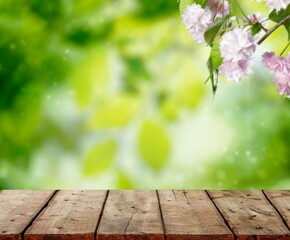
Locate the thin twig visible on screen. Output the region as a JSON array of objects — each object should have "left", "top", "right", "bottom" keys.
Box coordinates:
[
  {"left": 258, "top": 15, "right": 290, "bottom": 45},
  {"left": 280, "top": 41, "right": 290, "bottom": 56},
  {"left": 234, "top": 0, "right": 250, "bottom": 21}
]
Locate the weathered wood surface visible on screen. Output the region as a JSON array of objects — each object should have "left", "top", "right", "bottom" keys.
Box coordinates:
[
  {"left": 96, "top": 190, "right": 164, "bottom": 240},
  {"left": 0, "top": 190, "right": 55, "bottom": 240},
  {"left": 264, "top": 191, "right": 290, "bottom": 229},
  {"left": 0, "top": 190, "right": 290, "bottom": 240},
  {"left": 25, "top": 190, "right": 108, "bottom": 240},
  {"left": 158, "top": 190, "right": 233, "bottom": 240},
  {"left": 208, "top": 190, "right": 290, "bottom": 240}
]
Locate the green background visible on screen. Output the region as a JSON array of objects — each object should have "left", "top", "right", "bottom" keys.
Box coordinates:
[{"left": 0, "top": 0, "right": 289, "bottom": 189}]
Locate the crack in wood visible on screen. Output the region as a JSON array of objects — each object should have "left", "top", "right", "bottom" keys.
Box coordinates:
[
  {"left": 248, "top": 206, "right": 274, "bottom": 217},
  {"left": 172, "top": 190, "right": 177, "bottom": 201},
  {"left": 182, "top": 190, "right": 190, "bottom": 205},
  {"left": 124, "top": 214, "right": 133, "bottom": 236},
  {"left": 249, "top": 214, "right": 257, "bottom": 220}
]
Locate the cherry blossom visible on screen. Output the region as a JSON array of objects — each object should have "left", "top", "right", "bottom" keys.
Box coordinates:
[
  {"left": 262, "top": 52, "right": 290, "bottom": 97},
  {"left": 256, "top": 0, "right": 290, "bottom": 11},
  {"left": 218, "top": 28, "right": 256, "bottom": 82},
  {"left": 182, "top": 4, "right": 213, "bottom": 43},
  {"left": 180, "top": 0, "right": 290, "bottom": 98},
  {"left": 248, "top": 13, "right": 269, "bottom": 30},
  {"left": 207, "top": 0, "right": 231, "bottom": 18},
  {"left": 220, "top": 28, "right": 256, "bottom": 63},
  {"left": 219, "top": 60, "right": 253, "bottom": 82}
]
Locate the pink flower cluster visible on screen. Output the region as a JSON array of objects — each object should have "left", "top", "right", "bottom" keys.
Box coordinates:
[
  {"left": 207, "top": 0, "right": 230, "bottom": 18},
  {"left": 181, "top": 0, "right": 290, "bottom": 98},
  {"left": 262, "top": 52, "right": 290, "bottom": 98},
  {"left": 256, "top": 0, "right": 290, "bottom": 11},
  {"left": 219, "top": 28, "right": 256, "bottom": 82},
  {"left": 182, "top": 4, "right": 213, "bottom": 43},
  {"left": 248, "top": 13, "right": 268, "bottom": 30},
  {"left": 182, "top": 1, "right": 257, "bottom": 82},
  {"left": 181, "top": 0, "right": 230, "bottom": 43}
]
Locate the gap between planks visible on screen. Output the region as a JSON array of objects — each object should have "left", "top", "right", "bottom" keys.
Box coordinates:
[
  {"left": 93, "top": 190, "right": 109, "bottom": 240},
  {"left": 262, "top": 190, "right": 290, "bottom": 231},
  {"left": 156, "top": 190, "right": 167, "bottom": 240},
  {"left": 4, "top": 190, "right": 245, "bottom": 239},
  {"left": 21, "top": 191, "right": 59, "bottom": 240},
  {"left": 205, "top": 190, "right": 237, "bottom": 240},
  {"left": 1, "top": 190, "right": 290, "bottom": 240},
  {"left": 18, "top": 190, "right": 124, "bottom": 240},
  {"left": 208, "top": 190, "right": 290, "bottom": 240}
]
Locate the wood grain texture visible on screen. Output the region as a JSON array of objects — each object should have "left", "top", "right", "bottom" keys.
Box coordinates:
[
  {"left": 158, "top": 190, "right": 234, "bottom": 240},
  {"left": 96, "top": 190, "right": 164, "bottom": 240},
  {"left": 208, "top": 190, "right": 290, "bottom": 240},
  {"left": 24, "top": 190, "right": 108, "bottom": 240},
  {"left": 0, "top": 190, "right": 55, "bottom": 240},
  {"left": 264, "top": 191, "right": 290, "bottom": 229}
]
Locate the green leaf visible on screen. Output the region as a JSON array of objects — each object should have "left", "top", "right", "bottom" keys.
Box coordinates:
[
  {"left": 125, "top": 57, "right": 151, "bottom": 80},
  {"left": 207, "top": 42, "right": 222, "bottom": 95},
  {"left": 251, "top": 22, "right": 262, "bottom": 36},
  {"left": 178, "top": 81, "right": 205, "bottom": 108},
  {"left": 206, "top": 58, "right": 218, "bottom": 95},
  {"left": 210, "top": 42, "right": 223, "bottom": 71},
  {"left": 117, "top": 172, "right": 133, "bottom": 189},
  {"left": 159, "top": 99, "right": 179, "bottom": 121},
  {"left": 138, "top": 120, "right": 170, "bottom": 170},
  {"left": 207, "top": 43, "right": 222, "bottom": 95},
  {"left": 71, "top": 49, "right": 108, "bottom": 108},
  {"left": 269, "top": 5, "right": 290, "bottom": 23},
  {"left": 285, "top": 22, "right": 290, "bottom": 40},
  {"left": 83, "top": 140, "right": 117, "bottom": 176},
  {"left": 88, "top": 95, "right": 140, "bottom": 129},
  {"left": 204, "top": 16, "right": 229, "bottom": 46},
  {"left": 269, "top": 5, "right": 290, "bottom": 39}
]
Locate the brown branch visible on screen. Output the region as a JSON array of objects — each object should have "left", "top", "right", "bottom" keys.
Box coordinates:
[{"left": 257, "top": 15, "right": 290, "bottom": 45}]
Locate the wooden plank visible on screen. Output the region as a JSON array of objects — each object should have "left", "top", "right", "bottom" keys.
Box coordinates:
[
  {"left": 208, "top": 190, "right": 290, "bottom": 240},
  {"left": 264, "top": 190, "right": 290, "bottom": 229},
  {"left": 0, "top": 190, "right": 55, "bottom": 240},
  {"left": 24, "top": 190, "right": 108, "bottom": 240},
  {"left": 96, "top": 190, "right": 164, "bottom": 240},
  {"left": 158, "top": 190, "right": 234, "bottom": 240}
]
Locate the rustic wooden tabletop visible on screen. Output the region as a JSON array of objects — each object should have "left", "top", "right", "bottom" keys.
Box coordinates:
[{"left": 0, "top": 190, "right": 289, "bottom": 240}]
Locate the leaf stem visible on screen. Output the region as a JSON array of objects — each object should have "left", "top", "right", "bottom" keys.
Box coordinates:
[
  {"left": 233, "top": 0, "right": 250, "bottom": 21},
  {"left": 258, "top": 15, "right": 290, "bottom": 45}
]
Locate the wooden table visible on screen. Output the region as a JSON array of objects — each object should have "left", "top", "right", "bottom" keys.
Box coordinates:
[{"left": 0, "top": 190, "right": 290, "bottom": 240}]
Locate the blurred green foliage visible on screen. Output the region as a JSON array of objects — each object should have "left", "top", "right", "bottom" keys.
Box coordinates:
[
  {"left": 138, "top": 119, "right": 170, "bottom": 170},
  {"left": 0, "top": 0, "right": 289, "bottom": 189}
]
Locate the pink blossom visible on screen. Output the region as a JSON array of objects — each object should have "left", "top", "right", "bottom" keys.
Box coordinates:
[
  {"left": 220, "top": 28, "right": 256, "bottom": 63},
  {"left": 262, "top": 52, "right": 287, "bottom": 73},
  {"left": 273, "top": 72, "right": 290, "bottom": 97},
  {"left": 262, "top": 52, "right": 290, "bottom": 98},
  {"left": 285, "top": 54, "right": 290, "bottom": 65},
  {"left": 182, "top": 4, "right": 213, "bottom": 43},
  {"left": 207, "top": 0, "right": 231, "bottom": 18},
  {"left": 219, "top": 60, "right": 253, "bottom": 82},
  {"left": 256, "top": 0, "right": 290, "bottom": 11},
  {"left": 219, "top": 28, "right": 256, "bottom": 82},
  {"left": 248, "top": 13, "right": 268, "bottom": 30}
]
